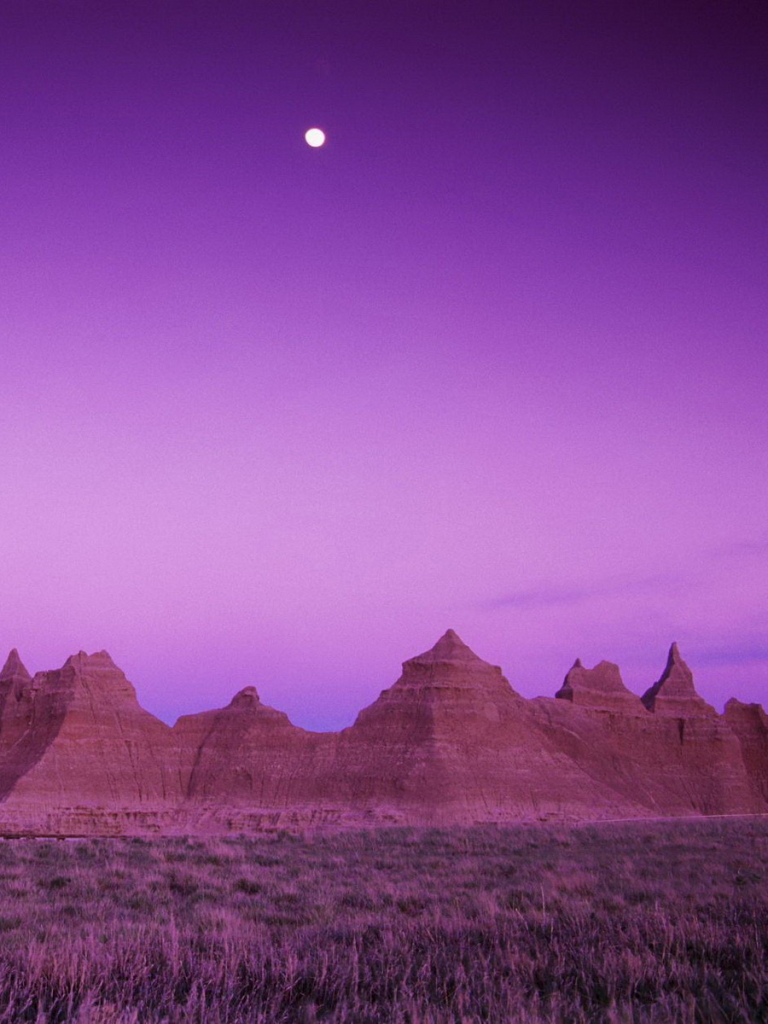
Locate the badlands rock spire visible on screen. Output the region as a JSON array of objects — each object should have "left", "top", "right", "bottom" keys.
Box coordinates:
[
  {"left": 0, "top": 649, "right": 32, "bottom": 690},
  {"left": 0, "top": 650, "right": 180, "bottom": 813},
  {"left": 555, "top": 658, "right": 644, "bottom": 713},
  {"left": 0, "top": 631, "right": 764, "bottom": 835},
  {"left": 641, "top": 642, "right": 716, "bottom": 716}
]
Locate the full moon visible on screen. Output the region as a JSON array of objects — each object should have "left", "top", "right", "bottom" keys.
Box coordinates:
[{"left": 304, "top": 127, "right": 326, "bottom": 148}]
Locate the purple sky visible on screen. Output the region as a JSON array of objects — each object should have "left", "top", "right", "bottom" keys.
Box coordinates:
[{"left": 1, "top": 1, "right": 766, "bottom": 729}]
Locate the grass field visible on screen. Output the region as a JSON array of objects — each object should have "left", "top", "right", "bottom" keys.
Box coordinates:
[{"left": 0, "top": 818, "right": 764, "bottom": 1022}]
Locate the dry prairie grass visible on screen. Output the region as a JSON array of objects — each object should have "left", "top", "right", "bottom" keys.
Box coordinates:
[{"left": 0, "top": 818, "right": 764, "bottom": 1022}]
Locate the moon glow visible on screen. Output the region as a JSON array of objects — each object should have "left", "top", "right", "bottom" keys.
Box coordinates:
[{"left": 304, "top": 127, "right": 326, "bottom": 147}]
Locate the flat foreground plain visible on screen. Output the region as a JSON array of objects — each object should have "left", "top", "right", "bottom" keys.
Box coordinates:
[{"left": 0, "top": 819, "right": 765, "bottom": 1023}]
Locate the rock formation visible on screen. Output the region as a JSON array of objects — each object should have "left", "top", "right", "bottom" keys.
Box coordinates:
[
  {"left": 555, "top": 658, "right": 644, "bottom": 713},
  {"left": 641, "top": 642, "right": 717, "bottom": 716},
  {"left": 0, "top": 649, "right": 31, "bottom": 689},
  {"left": 0, "top": 632, "right": 764, "bottom": 834},
  {"left": 175, "top": 685, "right": 336, "bottom": 808},
  {"left": 0, "top": 650, "right": 35, "bottom": 767},
  {"left": 534, "top": 643, "right": 762, "bottom": 817},
  {"left": 0, "top": 651, "right": 182, "bottom": 832},
  {"left": 324, "top": 630, "right": 648, "bottom": 823},
  {"left": 724, "top": 698, "right": 768, "bottom": 804}
]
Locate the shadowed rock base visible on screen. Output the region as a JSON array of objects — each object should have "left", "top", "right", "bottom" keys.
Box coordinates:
[{"left": 0, "top": 634, "right": 765, "bottom": 835}]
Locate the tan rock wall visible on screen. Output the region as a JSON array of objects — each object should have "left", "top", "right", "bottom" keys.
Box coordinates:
[{"left": 0, "top": 633, "right": 764, "bottom": 835}]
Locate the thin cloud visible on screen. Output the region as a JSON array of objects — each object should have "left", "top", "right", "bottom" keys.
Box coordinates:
[
  {"left": 485, "top": 572, "right": 676, "bottom": 611},
  {"left": 485, "top": 535, "right": 768, "bottom": 614},
  {"left": 697, "top": 648, "right": 768, "bottom": 667},
  {"left": 484, "top": 586, "right": 588, "bottom": 611},
  {"left": 713, "top": 535, "right": 768, "bottom": 559},
  {"left": 687, "top": 638, "right": 768, "bottom": 668}
]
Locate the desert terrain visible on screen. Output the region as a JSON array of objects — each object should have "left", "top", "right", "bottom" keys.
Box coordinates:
[
  {"left": 0, "top": 631, "right": 766, "bottom": 836},
  {"left": 0, "top": 632, "right": 765, "bottom": 1019}
]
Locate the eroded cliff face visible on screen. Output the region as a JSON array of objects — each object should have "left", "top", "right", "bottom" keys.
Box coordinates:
[
  {"left": 325, "top": 630, "right": 639, "bottom": 823},
  {"left": 0, "top": 651, "right": 182, "bottom": 813},
  {"left": 724, "top": 699, "right": 768, "bottom": 805},
  {"left": 554, "top": 659, "right": 645, "bottom": 714},
  {"left": 0, "top": 633, "right": 764, "bottom": 835},
  {"left": 532, "top": 644, "right": 763, "bottom": 817},
  {"left": 0, "top": 649, "right": 65, "bottom": 801},
  {"left": 174, "top": 686, "right": 337, "bottom": 809}
]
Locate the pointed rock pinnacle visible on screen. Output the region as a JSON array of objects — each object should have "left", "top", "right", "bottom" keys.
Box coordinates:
[
  {"left": 409, "top": 629, "right": 484, "bottom": 665},
  {"left": 641, "top": 643, "right": 713, "bottom": 715},
  {"left": 0, "top": 649, "right": 32, "bottom": 685}
]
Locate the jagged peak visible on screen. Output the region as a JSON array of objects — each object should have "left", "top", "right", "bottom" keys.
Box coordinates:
[
  {"left": 555, "top": 657, "right": 640, "bottom": 711},
  {"left": 0, "top": 648, "right": 32, "bottom": 684},
  {"left": 641, "top": 642, "right": 712, "bottom": 714},
  {"left": 407, "top": 629, "right": 486, "bottom": 666},
  {"left": 652, "top": 642, "right": 694, "bottom": 693},
  {"left": 666, "top": 641, "right": 689, "bottom": 670},
  {"left": 559, "top": 658, "right": 625, "bottom": 685},
  {"left": 229, "top": 685, "right": 262, "bottom": 707},
  {"left": 62, "top": 650, "right": 121, "bottom": 672},
  {"left": 385, "top": 629, "right": 516, "bottom": 702},
  {"left": 46, "top": 650, "right": 140, "bottom": 706},
  {"left": 724, "top": 697, "right": 767, "bottom": 722}
]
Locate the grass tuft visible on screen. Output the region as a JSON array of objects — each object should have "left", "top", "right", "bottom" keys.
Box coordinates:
[{"left": 0, "top": 818, "right": 763, "bottom": 1021}]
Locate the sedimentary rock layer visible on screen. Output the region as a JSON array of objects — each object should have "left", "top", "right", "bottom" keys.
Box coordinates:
[
  {"left": 724, "top": 698, "right": 768, "bottom": 804},
  {"left": 555, "top": 658, "right": 644, "bottom": 713},
  {"left": 0, "top": 650, "right": 181, "bottom": 810},
  {"left": 0, "top": 632, "right": 764, "bottom": 835}
]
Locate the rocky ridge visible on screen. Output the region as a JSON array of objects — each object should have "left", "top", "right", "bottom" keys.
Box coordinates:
[
  {"left": 0, "top": 632, "right": 764, "bottom": 835},
  {"left": 555, "top": 658, "right": 644, "bottom": 713}
]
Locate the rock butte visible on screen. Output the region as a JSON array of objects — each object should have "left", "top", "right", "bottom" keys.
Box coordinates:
[{"left": 0, "top": 632, "right": 764, "bottom": 835}]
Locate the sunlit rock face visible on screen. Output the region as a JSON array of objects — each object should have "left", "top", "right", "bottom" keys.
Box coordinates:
[
  {"left": 555, "top": 659, "right": 645, "bottom": 713},
  {"left": 174, "top": 685, "right": 337, "bottom": 809},
  {"left": 0, "top": 633, "right": 764, "bottom": 835},
  {"left": 0, "top": 650, "right": 182, "bottom": 812},
  {"left": 0, "top": 647, "right": 37, "bottom": 770},
  {"left": 0, "top": 649, "right": 31, "bottom": 690},
  {"left": 352, "top": 629, "right": 523, "bottom": 735},
  {"left": 724, "top": 698, "right": 768, "bottom": 804},
  {"left": 641, "top": 643, "right": 716, "bottom": 716},
  {"left": 533, "top": 643, "right": 764, "bottom": 817},
  {"left": 327, "top": 630, "right": 640, "bottom": 824}
]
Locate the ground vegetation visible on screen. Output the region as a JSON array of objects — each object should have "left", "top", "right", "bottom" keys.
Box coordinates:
[{"left": 0, "top": 818, "right": 764, "bottom": 1022}]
